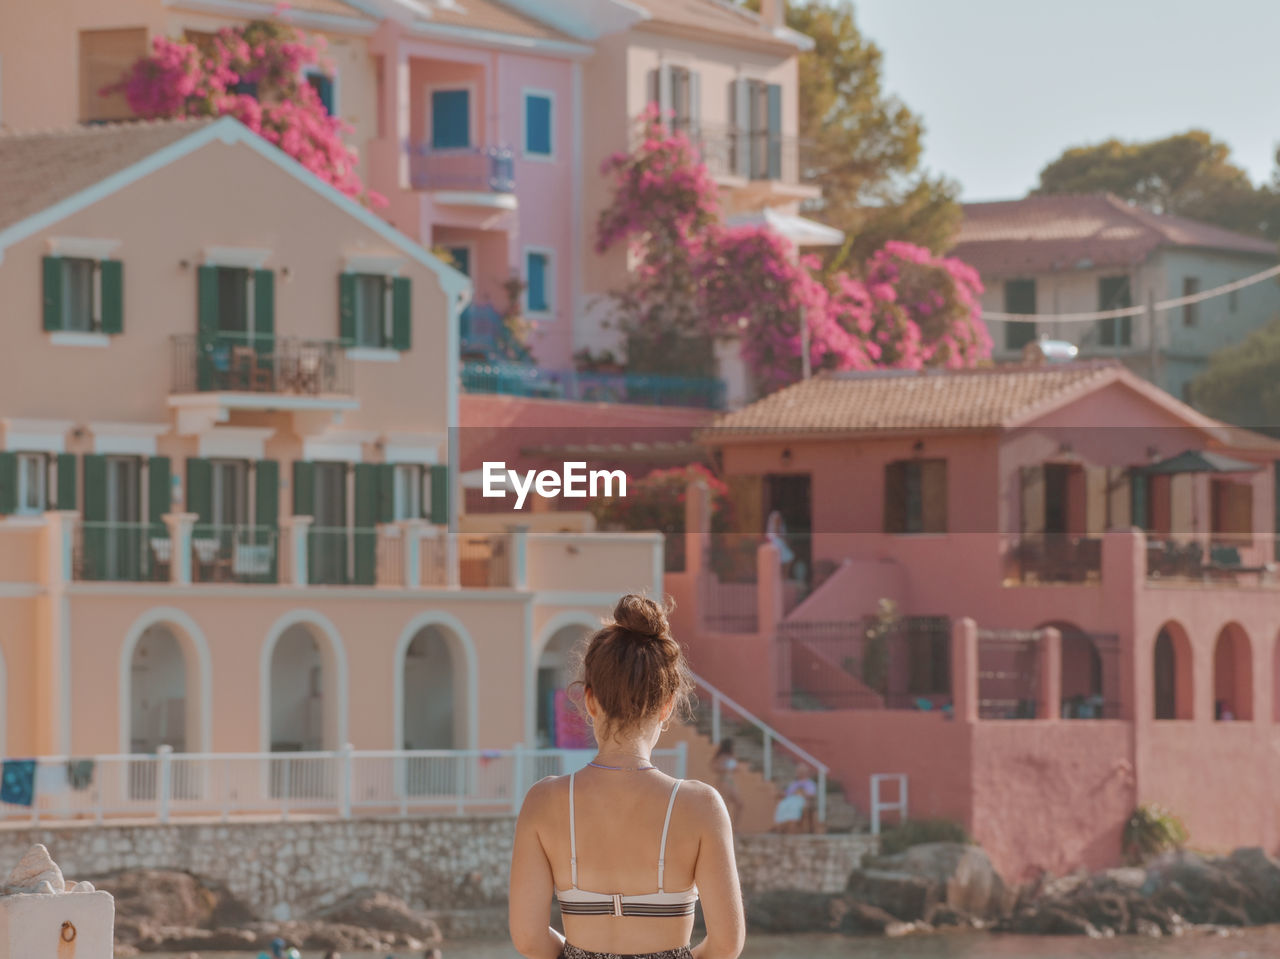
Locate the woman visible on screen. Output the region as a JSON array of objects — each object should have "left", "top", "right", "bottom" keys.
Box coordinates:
[
  {"left": 510, "top": 594, "right": 745, "bottom": 959},
  {"left": 709, "top": 738, "right": 743, "bottom": 833}
]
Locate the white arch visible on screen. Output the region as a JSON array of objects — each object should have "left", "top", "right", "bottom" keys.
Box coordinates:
[
  {"left": 393, "top": 610, "right": 479, "bottom": 751},
  {"left": 527, "top": 611, "right": 601, "bottom": 747},
  {"left": 260, "top": 610, "right": 349, "bottom": 752},
  {"left": 119, "top": 607, "right": 213, "bottom": 754}
]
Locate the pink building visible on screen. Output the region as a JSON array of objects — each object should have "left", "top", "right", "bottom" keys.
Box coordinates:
[
  {"left": 668, "top": 360, "right": 1280, "bottom": 878},
  {"left": 0, "top": 118, "right": 661, "bottom": 783}
]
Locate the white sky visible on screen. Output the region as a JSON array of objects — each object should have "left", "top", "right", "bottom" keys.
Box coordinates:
[{"left": 851, "top": 0, "right": 1280, "bottom": 200}]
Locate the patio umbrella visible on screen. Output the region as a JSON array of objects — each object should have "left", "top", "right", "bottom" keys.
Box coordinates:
[{"left": 1141, "top": 450, "right": 1261, "bottom": 475}]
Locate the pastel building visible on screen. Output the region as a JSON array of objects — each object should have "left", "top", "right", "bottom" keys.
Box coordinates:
[
  {"left": 952, "top": 194, "right": 1280, "bottom": 401},
  {"left": 0, "top": 118, "right": 661, "bottom": 769},
  {"left": 668, "top": 361, "right": 1280, "bottom": 877}
]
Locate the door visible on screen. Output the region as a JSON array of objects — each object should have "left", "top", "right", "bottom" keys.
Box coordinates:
[
  {"left": 106, "top": 456, "right": 141, "bottom": 579},
  {"left": 1044, "top": 464, "right": 1071, "bottom": 534},
  {"left": 311, "top": 462, "right": 348, "bottom": 584},
  {"left": 764, "top": 473, "right": 812, "bottom": 586}
]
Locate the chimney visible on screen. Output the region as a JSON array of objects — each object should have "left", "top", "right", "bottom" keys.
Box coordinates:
[{"left": 760, "top": 0, "right": 785, "bottom": 31}]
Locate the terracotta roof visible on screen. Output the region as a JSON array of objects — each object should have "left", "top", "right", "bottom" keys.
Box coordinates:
[
  {"left": 627, "top": 0, "right": 793, "bottom": 47},
  {"left": 706, "top": 362, "right": 1129, "bottom": 436},
  {"left": 0, "top": 119, "right": 214, "bottom": 233},
  {"left": 951, "top": 194, "right": 1277, "bottom": 277},
  {"left": 422, "top": 0, "right": 582, "bottom": 42}
]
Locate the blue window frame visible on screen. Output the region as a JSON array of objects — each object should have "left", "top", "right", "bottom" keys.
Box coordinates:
[
  {"left": 431, "top": 89, "right": 471, "bottom": 150},
  {"left": 524, "top": 93, "right": 552, "bottom": 157},
  {"left": 307, "top": 73, "right": 335, "bottom": 115},
  {"left": 526, "top": 252, "right": 550, "bottom": 313}
]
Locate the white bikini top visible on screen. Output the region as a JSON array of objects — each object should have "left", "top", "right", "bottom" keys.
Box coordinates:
[{"left": 555, "top": 772, "right": 699, "bottom": 918}]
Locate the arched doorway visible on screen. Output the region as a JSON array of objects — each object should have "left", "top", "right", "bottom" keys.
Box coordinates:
[
  {"left": 402, "top": 625, "right": 462, "bottom": 751},
  {"left": 536, "top": 625, "right": 589, "bottom": 748},
  {"left": 128, "top": 624, "right": 189, "bottom": 753},
  {"left": 1213, "top": 623, "right": 1253, "bottom": 721},
  {"left": 1042, "top": 621, "right": 1116, "bottom": 719},
  {"left": 1153, "top": 623, "right": 1193, "bottom": 720},
  {"left": 269, "top": 624, "right": 328, "bottom": 753},
  {"left": 265, "top": 617, "right": 346, "bottom": 801}
]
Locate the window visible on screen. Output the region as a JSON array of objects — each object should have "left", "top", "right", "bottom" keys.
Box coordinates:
[
  {"left": 352, "top": 274, "right": 390, "bottom": 347},
  {"left": 906, "top": 621, "right": 951, "bottom": 696},
  {"left": 443, "top": 246, "right": 471, "bottom": 278},
  {"left": 649, "top": 66, "right": 699, "bottom": 137},
  {"left": 43, "top": 255, "right": 123, "bottom": 335},
  {"left": 1003, "top": 279, "right": 1037, "bottom": 352},
  {"left": 394, "top": 464, "right": 424, "bottom": 520},
  {"left": 17, "top": 453, "right": 48, "bottom": 515},
  {"left": 210, "top": 460, "right": 249, "bottom": 527},
  {"left": 524, "top": 92, "right": 553, "bottom": 157},
  {"left": 526, "top": 250, "right": 552, "bottom": 313},
  {"left": 1096, "top": 275, "right": 1132, "bottom": 347},
  {"left": 63, "top": 258, "right": 96, "bottom": 332},
  {"left": 1182, "top": 277, "right": 1200, "bottom": 326},
  {"left": 884, "top": 459, "right": 947, "bottom": 534},
  {"left": 430, "top": 89, "right": 471, "bottom": 150},
  {"left": 731, "top": 78, "right": 782, "bottom": 180},
  {"left": 306, "top": 71, "right": 336, "bottom": 115},
  {"left": 216, "top": 266, "right": 251, "bottom": 335},
  {"left": 79, "top": 28, "right": 147, "bottom": 122}
]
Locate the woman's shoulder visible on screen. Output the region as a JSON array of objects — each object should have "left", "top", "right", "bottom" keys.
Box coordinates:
[
  {"left": 519, "top": 774, "right": 569, "bottom": 815},
  {"left": 677, "top": 778, "right": 732, "bottom": 823}
]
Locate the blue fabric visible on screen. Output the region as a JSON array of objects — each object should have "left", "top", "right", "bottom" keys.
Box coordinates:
[
  {"left": 525, "top": 94, "right": 552, "bottom": 155},
  {"left": 431, "top": 89, "right": 471, "bottom": 149},
  {"left": 527, "top": 252, "right": 549, "bottom": 312},
  {"left": 1, "top": 759, "right": 36, "bottom": 807}
]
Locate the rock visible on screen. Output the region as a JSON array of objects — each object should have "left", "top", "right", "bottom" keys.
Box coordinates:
[
  {"left": 846, "top": 869, "right": 940, "bottom": 922},
  {"left": 884, "top": 919, "right": 930, "bottom": 937},
  {"left": 92, "top": 868, "right": 253, "bottom": 932},
  {"left": 924, "top": 903, "right": 974, "bottom": 928},
  {"left": 308, "top": 887, "right": 442, "bottom": 944},
  {"left": 858, "top": 842, "right": 1011, "bottom": 919},
  {"left": 1006, "top": 904, "right": 1104, "bottom": 937},
  {"left": 1147, "top": 853, "right": 1257, "bottom": 926},
  {"left": 744, "top": 890, "right": 843, "bottom": 933},
  {"left": 1071, "top": 890, "right": 1130, "bottom": 934},
  {"left": 838, "top": 901, "right": 899, "bottom": 934},
  {"left": 1220, "top": 847, "right": 1280, "bottom": 923},
  {"left": 4, "top": 844, "right": 65, "bottom": 894}
]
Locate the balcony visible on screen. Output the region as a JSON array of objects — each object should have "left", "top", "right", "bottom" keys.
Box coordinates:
[
  {"left": 1002, "top": 534, "right": 1103, "bottom": 585},
  {"left": 663, "top": 123, "right": 819, "bottom": 203},
  {"left": 407, "top": 143, "right": 516, "bottom": 208},
  {"left": 460, "top": 361, "right": 726, "bottom": 410}
]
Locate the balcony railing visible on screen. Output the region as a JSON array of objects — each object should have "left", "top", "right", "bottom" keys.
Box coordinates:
[
  {"left": 645, "top": 122, "right": 813, "bottom": 186},
  {"left": 1003, "top": 534, "right": 1103, "bottom": 585},
  {"left": 171, "top": 334, "right": 353, "bottom": 396},
  {"left": 1145, "top": 538, "right": 1279, "bottom": 585},
  {"left": 74, "top": 521, "right": 169, "bottom": 582},
  {"left": 191, "top": 525, "right": 278, "bottom": 584},
  {"left": 407, "top": 143, "right": 515, "bottom": 193},
  {"left": 461, "top": 361, "right": 726, "bottom": 410}
]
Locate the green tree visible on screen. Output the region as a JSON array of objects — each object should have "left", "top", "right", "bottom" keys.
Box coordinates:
[
  {"left": 1034, "top": 130, "right": 1280, "bottom": 240},
  {"left": 1188, "top": 316, "right": 1280, "bottom": 433},
  {"left": 739, "top": 0, "right": 961, "bottom": 263}
]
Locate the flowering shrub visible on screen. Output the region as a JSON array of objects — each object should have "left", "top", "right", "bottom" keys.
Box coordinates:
[
  {"left": 590, "top": 463, "right": 730, "bottom": 535},
  {"left": 595, "top": 110, "right": 991, "bottom": 391},
  {"left": 108, "top": 19, "right": 383, "bottom": 207}
]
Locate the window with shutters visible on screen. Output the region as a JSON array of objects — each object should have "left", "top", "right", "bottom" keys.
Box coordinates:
[
  {"left": 215, "top": 267, "right": 252, "bottom": 336},
  {"left": 884, "top": 459, "right": 948, "bottom": 534},
  {"left": 523, "top": 91, "right": 553, "bottom": 158},
  {"left": 525, "top": 249, "right": 552, "bottom": 314},
  {"left": 43, "top": 255, "right": 124, "bottom": 336},
  {"left": 353, "top": 274, "right": 391, "bottom": 347},
  {"left": 16, "top": 453, "right": 49, "bottom": 515},
  {"left": 63, "top": 258, "right": 97, "bottom": 331},
  {"left": 210, "top": 460, "right": 250, "bottom": 527},
  {"left": 393, "top": 464, "right": 424, "bottom": 520},
  {"left": 305, "top": 69, "right": 337, "bottom": 116},
  {"left": 429, "top": 88, "right": 471, "bottom": 150},
  {"left": 730, "top": 78, "right": 782, "bottom": 180},
  {"left": 1003, "top": 279, "right": 1037, "bottom": 352}
]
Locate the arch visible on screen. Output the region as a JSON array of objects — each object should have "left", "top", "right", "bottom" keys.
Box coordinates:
[
  {"left": 1213, "top": 622, "right": 1253, "bottom": 721},
  {"left": 393, "top": 611, "right": 478, "bottom": 751},
  {"left": 536, "top": 623, "right": 593, "bottom": 747},
  {"left": 119, "top": 608, "right": 212, "bottom": 754},
  {"left": 1039, "top": 620, "right": 1113, "bottom": 719},
  {"left": 260, "top": 610, "right": 348, "bottom": 752},
  {"left": 1153, "top": 622, "right": 1194, "bottom": 720},
  {"left": 529, "top": 611, "right": 602, "bottom": 747}
]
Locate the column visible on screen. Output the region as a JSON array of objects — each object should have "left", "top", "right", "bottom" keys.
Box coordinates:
[
  {"left": 951, "top": 617, "right": 979, "bottom": 724},
  {"left": 398, "top": 518, "right": 426, "bottom": 588},
  {"left": 756, "top": 541, "right": 783, "bottom": 635},
  {"left": 281, "top": 515, "right": 312, "bottom": 587},
  {"left": 37, "top": 513, "right": 77, "bottom": 756},
  {"left": 161, "top": 513, "right": 197, "bottom": 585},
  {"left": 1037, "top": 627, "right": 1062, "bottom": 721},
  {"left": 509, "top": 524, "right": 529, "bottom": 590}
]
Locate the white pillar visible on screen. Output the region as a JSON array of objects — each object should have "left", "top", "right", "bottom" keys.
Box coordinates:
[
  {"left": 509, "top": 524, "right": 529, "bottom": 590},
  {"left": 398, "top": 518, "right": 426, "bottom": 588},
  {"left": 282, "top": 515, "right": 313, "bottom": 587},
  {"left": 0, "top": 845, "right": 114, "bottom": 959},
  {"left": 162, "top": 512, "right": 197, "bottom": 585},
  {"left": 38, "top": 513, "right": 77, "bottom": 756}
]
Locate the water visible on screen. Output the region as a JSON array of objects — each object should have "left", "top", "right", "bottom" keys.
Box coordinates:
[{"left": 152, "top": 926, "right": 1280, "bottom": 959}]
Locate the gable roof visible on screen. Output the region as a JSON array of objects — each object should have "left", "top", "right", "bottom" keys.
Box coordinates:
[
  {"left": 626, "top": 0, "right": 808, "bottom": 49},
  {"left": 418, "top": 0, "right": 584, "bottom": 44},
  {"left": 0, "top": 118, "right": 469, "bottom": 306},
  {"left": 951, "top": 194, "right": 1277, "bottom": 277}
]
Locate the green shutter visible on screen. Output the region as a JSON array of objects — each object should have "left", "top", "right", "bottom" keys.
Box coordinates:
[
  {"left": 391, "top": 276, "right": 411, "bottom": 351},
  {"left": 197, "top": 265, "right": 220, "bottom": 390},
  {"left": 43, "top": 256, "right": 64, "bottom": 332},
  {"left": 429, "top": 463, "right": 449, "bottom": 526},
  {"left": 377, "top": 463, "right": 396, "bottom": 523},
  {"left": 81, "top": 454, "right": 108, "bottom": 580},
  {"left": 765, "top": 83, "right": 783, "bottom": 179},
  {"left": 353, "top": 463, "right": 378, "bottom": 585},
  {"left": 292, "top": 460, "right": 315, "bottom": 516},
  {"left": 256, "top": 459, "right": 280, "bottom": 582},
  {"left": 185, "top": 458, "right": 213, "bottom": 528},
  {"left": 100, "top": 260, "right": 124, "bottom": 335},
  {"left": 0, "top": 452, "right": 16, "bottom": 515},
  {"left": 56, "top": 453, "right": 77, "bottom": 511},
  {"left": 1130, "top": 469, "right": 1149, "bottom": 531},
  {"left": 339, "top": 273, "right": 357, "bottom": 343},
  {"left": 148, "top": 456, "right": 171, "bottom": 525},
  {"left": 253, "top": 269, "right": 275, "bottom": 357}
]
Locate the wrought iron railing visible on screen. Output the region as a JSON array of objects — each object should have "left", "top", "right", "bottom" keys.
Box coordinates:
[
  {"left": 191, "top": 525, "right": 278, "bottom": 584},
  {"left": 171, "top": 334, "right": 353, "bottom": 395},
  {"left": 407, "top": 142, "right": 515, "bottom": 193},
  {"left": 74, "top": 522, "right": 169, "bottom": 583},
  {"left": 1003, "top": 534, "right": 1103, "bottom": 585}
]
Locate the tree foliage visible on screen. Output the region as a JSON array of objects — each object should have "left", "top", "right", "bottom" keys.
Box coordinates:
[
  {"left": 1189, "top": 316, "right": 1280, "bottom": 432},
  {"left": 1034, "top": 130, "right": 1280, "bottom": 240},
  {"left": 739, "top": 0, "right": 962, "bottom": 262}
]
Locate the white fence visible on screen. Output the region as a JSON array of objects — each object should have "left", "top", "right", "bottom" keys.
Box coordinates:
[{"left": 0, "top": 745, "right": 688, "bottom": 825}]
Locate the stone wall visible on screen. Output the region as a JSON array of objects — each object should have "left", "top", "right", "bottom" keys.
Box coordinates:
[{"left": 0, "top": 818, "right": 876, "bottom": 924}]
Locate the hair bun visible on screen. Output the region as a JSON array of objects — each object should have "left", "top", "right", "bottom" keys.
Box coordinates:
[{"left": 612, "top": 593, "right": 670, "bottom": 641}]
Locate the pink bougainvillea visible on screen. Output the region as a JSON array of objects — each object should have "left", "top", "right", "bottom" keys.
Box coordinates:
[
  {"left": 595, "top": 110, "right": 990, "bottom": 391},
  {"left": 107, "top": 20, "right": 383, "bottom": 207}
]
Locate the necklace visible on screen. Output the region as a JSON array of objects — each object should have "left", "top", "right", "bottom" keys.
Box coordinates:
[{"left": 588, "top": 759, "right": 659, "bottom": 771}]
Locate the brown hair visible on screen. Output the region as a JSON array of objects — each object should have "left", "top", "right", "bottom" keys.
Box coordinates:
[{"left": 577, "top": 594, "right": 694, "bottom": 738}]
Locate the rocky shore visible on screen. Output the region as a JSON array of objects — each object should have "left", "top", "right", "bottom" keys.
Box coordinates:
[{"left": 747, "top": 842, "right": 1280, "bottom": 939}]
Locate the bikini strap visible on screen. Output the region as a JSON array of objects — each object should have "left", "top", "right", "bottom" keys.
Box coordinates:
[
  {"left": 657, "top": 779, "right": 682, "bottom": 892},
  {"left": 568, "top": 772, "right": 578, "bottom": 888}
]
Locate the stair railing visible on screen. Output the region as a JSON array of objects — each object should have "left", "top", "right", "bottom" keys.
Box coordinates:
[{"left": 692, "top": 671, "right": 828, "bottom": 823}]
